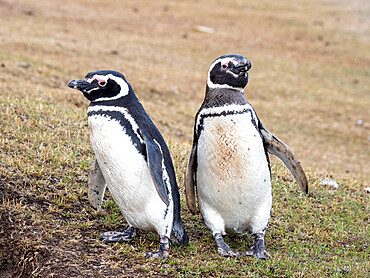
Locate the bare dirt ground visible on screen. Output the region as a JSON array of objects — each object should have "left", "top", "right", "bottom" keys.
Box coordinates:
[{"left": 0, "top": 0, "right": 369, "bottom": 277}]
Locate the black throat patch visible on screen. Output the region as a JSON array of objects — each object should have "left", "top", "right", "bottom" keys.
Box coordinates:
[{"left": 202, "top": 86, "right": 248, "bottom": 109}]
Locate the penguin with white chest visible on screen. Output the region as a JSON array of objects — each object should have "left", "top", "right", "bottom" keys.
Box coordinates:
[
  {"left": 185, "top": 54, "right": 308, "bottom": 259},
  {"left": 68, "top": 70, "right": 188, "bottom": 259}
]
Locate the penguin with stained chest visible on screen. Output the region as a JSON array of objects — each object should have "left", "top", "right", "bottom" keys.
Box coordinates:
[
  {"left": 185, "top": 54, "right": 308, "bottom": 259},
  {"left": 68, "top": 70, "right": 188, "bottom": 259}
]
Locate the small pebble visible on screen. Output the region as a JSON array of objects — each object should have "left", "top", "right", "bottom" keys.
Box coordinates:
[
  {"left": 193, "top": 25, "right": 214, "bottom": 34},
  {"left": 319, "top": 178, "right": 339, "bottom": 188},
  {"left": 355, "top": 119, "right": 363, "bottom": 126},
  {"left": 18, "top": 63, "right": 31, "bottom": 69}
]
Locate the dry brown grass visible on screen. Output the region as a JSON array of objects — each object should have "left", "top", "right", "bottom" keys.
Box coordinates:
[
  {"left": 0, "top": 0, "right": 369, "bottom": 277},
  {"left": 1, "top": 0, "right": 368, "bottom": 181}
]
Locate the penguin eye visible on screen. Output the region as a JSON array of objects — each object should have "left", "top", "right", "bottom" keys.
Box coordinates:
[
  {"left": 222, "top": 64, "right": 227, "bottom": 69},
  {"left": 98, "top": 80, "right": 107, "bottom": 87}
]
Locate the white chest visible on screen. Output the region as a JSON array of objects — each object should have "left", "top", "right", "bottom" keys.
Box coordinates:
[
  {"left": 197, "top": 112, "right": 269, "bottom": 186},
  {"left": 88, "top": 114, "right": 146, "bottom": 186},
  {"left": 87, "top": 114, "right": 171, "bottom": 235},
  {"left": 196, "top": 111, "right": 272, "bottom": 235}
]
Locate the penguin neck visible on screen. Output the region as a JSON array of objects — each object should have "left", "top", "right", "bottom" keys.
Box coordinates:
[
  {"left": 202, "top": 85, "right": 247, "bottom": 109},
  {"left": 89, "top": 90, "right": 137, "bottom": 108},
  {"left": 88, "top": 91, "right": 150, "bottom": 124}
]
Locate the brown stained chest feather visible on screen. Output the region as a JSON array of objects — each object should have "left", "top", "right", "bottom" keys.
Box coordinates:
[{"left": 210, "top": 119, "right": 247, "bottom": 180}]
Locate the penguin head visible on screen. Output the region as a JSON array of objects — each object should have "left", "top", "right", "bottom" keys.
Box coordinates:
[
  {"left": 207, "top": 54, "right": 252, "bottom": 91},
  {"left": 68, "top": 70, "right": 130, "bottom": 102}
]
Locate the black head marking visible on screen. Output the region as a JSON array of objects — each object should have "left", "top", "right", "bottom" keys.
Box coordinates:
[
  {"left": 208, "top": 54, "right": 252, "bottom": 90},
  {"left": 68, "top": 70, "right": 130, "bottom": 102}
]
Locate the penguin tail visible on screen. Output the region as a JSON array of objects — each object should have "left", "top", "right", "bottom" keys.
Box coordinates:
[{"left": 170, "top": 219, "right": 189, "bottom": 246}]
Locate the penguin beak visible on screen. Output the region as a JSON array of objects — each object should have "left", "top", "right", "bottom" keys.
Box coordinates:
[
  {"left": 68, "top": 79, "right": 98, "bottom": 94},
  {"left": 244, "top": 60, "right": 252, "bottom": 71},
  {"left": 232, "top": 59, "right": 252, "bottom": 75}
]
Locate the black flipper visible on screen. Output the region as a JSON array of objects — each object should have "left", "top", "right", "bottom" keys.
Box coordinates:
[
  {"left": 259, "top": 123, "right": 308, "bottom": 194},
  {"left": 141, "top": 132, "right": 170, "bottom": 206},
  {"left": 138, "top": 120, "right": 188, "bottom": 246},
  {"left": 184, "top": 143, "right": 198, "bottom": 214}
]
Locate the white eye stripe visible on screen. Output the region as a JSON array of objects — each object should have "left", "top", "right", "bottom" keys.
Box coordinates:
[
  {"left": 84, "top": 76, "right": 107, "bottom": 92},
  {"left": 86, "top": 75, "right": 108, "bottom": 83},
  {"left": 91, "top": 74, "right": 130, "bottom": 102},
  {"left": 207, "top": 75, "right": 244, "bottom": 92},
  {"left": 206, "top": 57, "right": 245, "bottom": 91},
  {"left": 209, "top": 57, "right": 235, "bottom": 72}
]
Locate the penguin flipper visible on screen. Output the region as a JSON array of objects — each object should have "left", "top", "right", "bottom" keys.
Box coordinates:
[
  {"left": 142, "top": 135, "right": 170, "bottom": 206},
  {"left": 260, "top": 128, "right": 308, "bottom": 194},
  {"left": 88, "top": 159, "right": 107, "bottom": 210},
  {"left": 185, "top": 144, "right": 198, "bottom": 214}
]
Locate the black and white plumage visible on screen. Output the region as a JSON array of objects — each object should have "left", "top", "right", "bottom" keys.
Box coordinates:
[
  {"left": 68, "top": 70, "right": 188, "bottom": 259},
  {"left": 185, "top": 54, "right": 308, "bottom": 259}
]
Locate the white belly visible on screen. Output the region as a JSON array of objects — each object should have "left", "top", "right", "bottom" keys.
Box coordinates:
[
  {"left": 197, "top": 112, "right": 272, "bottom": 235},
  {"left": 88, "top": 114, "right": 172, "bottom": 237}
]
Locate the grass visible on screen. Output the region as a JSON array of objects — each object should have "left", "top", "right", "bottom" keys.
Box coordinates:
[
  {"left": 0, "top": 0, "right": 369, "bottom": 277},
  {"left": 0, "top": 96, "right": 368, "bottom": 277}
]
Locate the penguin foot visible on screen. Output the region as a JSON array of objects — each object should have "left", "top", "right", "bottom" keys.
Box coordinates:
[
  {"left": 243, "top": 249, "right": 271, "bottom": 259},
  {"left": 99, "top": 226, "right": 137, "bottom": 243},
  {"left": 244, "top": 233, "right": 272, "bottom": 259},
  {"left": 214, "top": 233, "right": 241, "bottom": 257},
  {"left": 145, "top": 236, "right": 169, "bottom": 260}
]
